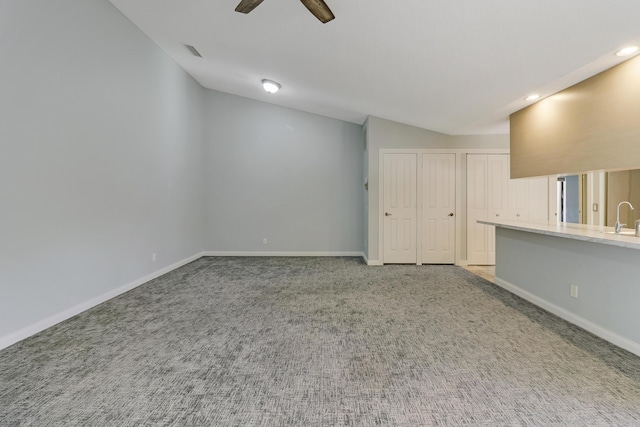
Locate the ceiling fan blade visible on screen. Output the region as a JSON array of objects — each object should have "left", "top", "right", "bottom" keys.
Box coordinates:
[
  {"left": 300, "top": 0, "right": 335, "bottom": 23},
  {"left": 235, "top": 0, "right": 264, "bottom": 14}
]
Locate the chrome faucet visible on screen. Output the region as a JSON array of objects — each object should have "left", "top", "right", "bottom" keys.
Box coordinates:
[{"left": 615, "top": 201, "right": 634, "bottom": 234}]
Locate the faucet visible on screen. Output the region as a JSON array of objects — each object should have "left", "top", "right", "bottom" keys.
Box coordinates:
[{"left": 615, "top": 201, "right": 634, "bottom": 234}]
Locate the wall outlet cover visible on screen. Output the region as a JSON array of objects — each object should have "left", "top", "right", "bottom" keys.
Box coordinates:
[{"left": 570, "top": 284, "right": 579, "bottom": 298}]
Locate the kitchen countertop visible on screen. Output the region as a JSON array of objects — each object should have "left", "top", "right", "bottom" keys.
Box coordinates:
[{"left": 478, "top": 219, "right": 640, "bottom": 251}]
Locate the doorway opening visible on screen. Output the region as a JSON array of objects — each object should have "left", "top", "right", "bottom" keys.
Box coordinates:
[{"left": 558, "top": 175, "right": 586, "bottom": 224}]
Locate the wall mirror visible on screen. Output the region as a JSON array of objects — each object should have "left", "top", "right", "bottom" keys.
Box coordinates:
[
  {"left": 606, "top": 169, "right": 640, "bottom": 227},
  {"left": 557, "top": 169, "right": 640, "bottom": 228}
]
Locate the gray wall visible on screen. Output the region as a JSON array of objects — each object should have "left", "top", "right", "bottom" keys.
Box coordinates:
[
  {"left": 204, "top": 91, "right": 364, "bottom": 253},
  {"left": 0, "top": 0, "right": 510, "bottom": 347},
  {"left": 0, "top": 0, "right": 206, "bottom": 341}
]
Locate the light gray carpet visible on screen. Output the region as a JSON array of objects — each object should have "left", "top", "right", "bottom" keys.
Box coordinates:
[{"left": 1, "top": 257, "right": 640, "bottom": 426}]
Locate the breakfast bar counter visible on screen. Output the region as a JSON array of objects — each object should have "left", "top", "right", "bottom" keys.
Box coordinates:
[{"left": 478, "top": 219, "right": 640, "bottom": 251}]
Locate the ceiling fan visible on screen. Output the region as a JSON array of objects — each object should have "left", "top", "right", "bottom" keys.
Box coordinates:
[{"left": 235, "top": 0, "right": 335, "bottom": 24}]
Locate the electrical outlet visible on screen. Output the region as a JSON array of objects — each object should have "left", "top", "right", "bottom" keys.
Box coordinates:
[
  {"left": 152, "top": 253, "right": 157, "bottom": 262},
  {"left": 263, "top": 238, "right": 268, "bottom": 245},
  {"left": 570, "top": 284, "right": 579, "bottom": 298}
]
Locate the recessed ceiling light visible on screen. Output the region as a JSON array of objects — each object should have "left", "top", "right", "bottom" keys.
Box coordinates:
[
  {"left": 524, "top": 94, "right": 541, "bottom": 102},
  {"left": 262, "top": 79, "right": 281, "bottom": 94},
  {"left": 615, "top": 46, "right": 639, "bottom": 57}
]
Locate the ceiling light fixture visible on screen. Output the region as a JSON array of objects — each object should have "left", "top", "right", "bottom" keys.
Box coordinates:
[
  {"left": 262, "top": 79, "right": 281, "bottom": 94},
  {"left": 615, "top": 46, "right": 639, "bottom": 57},
  {"left": 524, "top": 94, "right": 541, "bottom": 102}
]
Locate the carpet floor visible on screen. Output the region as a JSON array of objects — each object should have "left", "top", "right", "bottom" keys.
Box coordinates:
[{"left": 1, "top": 256, "right": 640, "bottom": 426}]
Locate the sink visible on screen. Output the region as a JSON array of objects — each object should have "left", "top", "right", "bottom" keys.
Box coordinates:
[{"left": 602, "top": 231, "right": 637, "bottom": 236}]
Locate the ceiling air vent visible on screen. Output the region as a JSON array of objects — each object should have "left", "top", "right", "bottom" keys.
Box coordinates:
[{"left": 185, "top": 44, "right": 202, "bottom": 58}]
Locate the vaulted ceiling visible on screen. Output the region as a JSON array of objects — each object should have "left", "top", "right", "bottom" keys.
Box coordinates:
[{"left": 109, "top": 0, "right": 640, "bottom": 135}]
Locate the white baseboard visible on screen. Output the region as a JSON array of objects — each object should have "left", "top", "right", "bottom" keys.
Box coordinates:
[
  {"left": 494, "top": 276, "right": 640, "bottom": 358},
  {"left": 0, "top": 252, "right": 205, "bottom": 352},
  {"left": 0, "top": 251, "right": 380, "bottom": 351},
  {"left": 360, "top": 253, "right": 383, "bottom": 266},
  {"left": 202, "top": 251, "right": 365, "bottom": 257}
]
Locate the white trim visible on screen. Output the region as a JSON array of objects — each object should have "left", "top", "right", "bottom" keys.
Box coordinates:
[
  {"left": 378, "top": 148, "right": 510, "bottom": 155},
  {"left": 493, "top": 276, "right": 640, "bottom": 357},
  {"left": 597, "top": 171, "right": 606, "bottom": 226},
  {"left": 416, "top": 153, "right": 423, "bottom": 264},
  {"left": 0, "top": 251, "right": 370, "bottom": 351},
  {"left": 361, "top": 252, "right": 383, "bottom": 266},
  {"left": 202, "top": 251, "right": 365, "bottom": 257},
  {"left": 455, "top": 152, "right": 463, "bottom": 265},
  {"left": 0, "top": 252, "right": 204, "bottom": 351},
  {"left": 361, "top": 252, "right": 369, "bottom": 265},
  {"left": 378, "top": 151, "right": 385, "bottom": 263}
]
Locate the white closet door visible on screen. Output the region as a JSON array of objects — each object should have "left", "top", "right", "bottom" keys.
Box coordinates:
[
  {"left": 486, "top": 154, "right": 510, "bottom": 265},
  {"left": 487, "top": 154, "right": 510, "bottom": 221},
  {"left": 508, "top": 173, "right": 530, "bottom": 221},
  {"left": 422, "top": 153, "right": 456, "bottom": 264},
  {"left": 466, "top": 154, "right": 549, "bottom": 265},
  {"left": 383, "top": 153, "right": 417, "bottom": 264},
  {"left": 528, "top": 177, "right": 550, "bottom": 224},
  {"left": 466, "top": 154, "right": 489, "bottom": 265}
]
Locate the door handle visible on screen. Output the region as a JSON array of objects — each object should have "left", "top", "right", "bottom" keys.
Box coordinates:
[
  {"left": 385, "top": 212, "right": 392, "bottom": 216},
  {"left": 448, "top": 212, "right": 454, "bottom": 217}
]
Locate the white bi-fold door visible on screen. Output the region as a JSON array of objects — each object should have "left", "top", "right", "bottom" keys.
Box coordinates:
[
  {"left": 383, "top": 153, "right": 418, "bottom": 264},
  {"left": 467, "top": 153, "right": 509, "bottom": 265},
  {"left": 421, "top": 153, "right": 456, "bottom": 264},
  {"left": 382, "top": 152, "right": 456, "bottom": 264},
  {"left": 466, "top": 154, "right": 491, "bottom": 265}
]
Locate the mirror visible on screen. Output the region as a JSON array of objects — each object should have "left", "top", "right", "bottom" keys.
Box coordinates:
[
  {"left": 557, "top": 169, "right": 640, "bottom": 228},
  {"left": 606, "top": 169, "right": 640, "bottom": 228}
]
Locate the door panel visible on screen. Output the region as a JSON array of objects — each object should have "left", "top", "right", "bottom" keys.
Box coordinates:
[
  {"left": 486, "top": 154, "right": 509, "bottom": 264},
  {"left": 508, "top": 179, "right": 529, "bottom": 221},
  {"left": 383, "top": 154, "right": 417, "bottom": 264},
  {"left": 487, "top": 154, "right": 509, "bottom": 221},
  {"left": 466, "top": 154, "right": 548, "bottom": 265},
  {"left": 466, "top": 154, "right": 488, "bottom": 265},
  {"left": 422, "top": 153, "right": 456, "bottom": 264},
  {"left": 528, "top": 177, "right": 550, "bottom": 224}
]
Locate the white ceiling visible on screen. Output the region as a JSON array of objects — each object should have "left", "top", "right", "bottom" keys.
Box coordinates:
[{"left": 109, "top": 0, "right": 640, "bottom": 135}]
